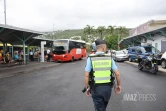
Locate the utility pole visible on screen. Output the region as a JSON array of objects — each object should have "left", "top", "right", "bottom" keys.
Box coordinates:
[
  {"left": 52, "top": 24, "right": 55, "bottom": 39},
  {"left": 4, "top": 0, "right": 6, "bottom": 25},
  {"left": 53, "top": 24, "right": 55, "bottom": 31},
  {"left": 118, "top": 34, "right": 120, "bottom": 50}
]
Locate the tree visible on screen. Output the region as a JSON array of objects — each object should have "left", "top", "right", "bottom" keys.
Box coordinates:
[
  {"left": 116, "top": 26, "right": 128, "bottom": 50},
  {"left": 105, "top": 35, "right": 118, "bottom": 50},
  {"left": 106, "top": 25, "right": 116, "bottom": 36},
  {"left": 82, "top": 35, "right": 88, "bottom": 42},
  {"left": 96, "top": 26, "right": 105, "bottom": 39},
  {"left": 84, "top": 25, "right": 94, "bottom": 35},
  {"left": 117, "top": 26, "right": 128, "bottom": 41},
  {"left": 84, "top": 25, "right": 95, "bottom": 42}
]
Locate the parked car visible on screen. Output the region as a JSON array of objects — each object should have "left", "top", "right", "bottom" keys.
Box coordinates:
[
  {"left": 112, "top": 50, "right": 128, "bottom": 62},
  {"left": 127, "top": 46, "right": 162, "bottom": 63},
  {"left": 106, "top": 50, "right": 116, "bottom": 55},
  {"left": 161, "top": 52, "right": 166, "bottom": 69}
]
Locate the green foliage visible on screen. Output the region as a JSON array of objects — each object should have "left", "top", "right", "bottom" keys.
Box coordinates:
[
  {"left": 106, "top": 26, "right": 116, "bottom": 36},
  {"left": 116, "top": 26, "right": 129, "bottom": 40},
  {"left": 96, "top": 26, "right": 106, "bottom": 39},
  {"left": 105, "top": 35, "right": 118, "bottom": 50},
  {"left": 84, "top": 25, "right": 95, "bottom": 42},
  {"left": 43, "top": 29, "right": 84, "bottom": 39},
  {"left": 84, "top": 25, "right": 95, "bottom": 35},
  {"left": 42, "top": 25, "right": 130, "bottom": 50},
  {"left": 86, "top": 44, "right": 91, "bottom": 53}
]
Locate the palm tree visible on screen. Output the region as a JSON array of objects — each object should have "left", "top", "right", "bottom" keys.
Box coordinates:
[
  {"left": 84, "top": 25, "right": 94, "bottom": 36},
  {"left": 107, "top": 25, "right": 116, "bottom": 36},
  {"left": 117, "top": 26, "right": 128, "bottom": 50},
  {"left": 117, "top": 26, "right": 128, "bottom": 41},
  {"left": 84, "top": 25, "right": 95, "bottom": 42},
  {"left": 96, "top": 26, "right": 105, "bottom": 39}
]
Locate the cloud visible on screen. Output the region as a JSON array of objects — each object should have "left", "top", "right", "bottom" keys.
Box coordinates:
[{"left": 0, "top": 0, "right": 166, "bottom": 31}]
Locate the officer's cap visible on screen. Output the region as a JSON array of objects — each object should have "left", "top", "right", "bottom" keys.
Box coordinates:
[{"left": 95, "top": 39, "right": 106, "bottom": 46}]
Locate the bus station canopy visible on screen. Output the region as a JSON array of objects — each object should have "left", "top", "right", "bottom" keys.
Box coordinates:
[
  {"left": 0, "top": 24, "right": 43, "bottom": 45},
  {"left": 118, "top": 25, "right": 166, "bottom": 47},
  {"left": 0, "top": 24, "right": 44, "bottom": 64},
  {"left": 27, "top": 37, "right": 54, "bottom": 47}
]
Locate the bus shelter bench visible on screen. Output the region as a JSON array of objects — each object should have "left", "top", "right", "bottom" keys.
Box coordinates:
[
  {"left": 0, "top": 59, "right": 23, "bottom": 67},
  {"left": 14, "top": 59, "right": 24, "bottom": 65}
]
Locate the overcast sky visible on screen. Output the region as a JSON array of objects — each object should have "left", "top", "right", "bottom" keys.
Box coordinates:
[{"left": 0, "top": 0, "right": 166, "bottom": 32}]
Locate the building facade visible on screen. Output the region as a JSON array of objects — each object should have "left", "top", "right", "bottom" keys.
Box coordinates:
[{"left": 119, "top": 20, "right": 166, "bottom": 53}]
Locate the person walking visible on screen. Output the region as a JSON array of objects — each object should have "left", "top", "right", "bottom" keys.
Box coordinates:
[
  {"left": 44, "top": 49, "right": 47, "bottom": 61},
  {"left": 29, "top": 50, "right": 34, "bottom": 61},
  {"left": 84, "top": 39, "right": 121, "bottom": 111},
  {"left": 47, "top": 48, "right": 51, "bottom": 62}
]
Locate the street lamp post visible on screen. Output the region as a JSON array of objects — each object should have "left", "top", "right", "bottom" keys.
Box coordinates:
[
  {"left": 4, "top": 0, "right": 6, "bottom": 25},
  {"left": 118, "top": 34, "right": 120, "bottom": 50}
]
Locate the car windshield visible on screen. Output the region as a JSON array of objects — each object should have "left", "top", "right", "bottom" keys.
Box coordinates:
[
  {"left": 116, "top": 51, "right": 125, "bottom": 55},
  {"left": 140, "top": 46, "right": 160, "bottom": 54}
]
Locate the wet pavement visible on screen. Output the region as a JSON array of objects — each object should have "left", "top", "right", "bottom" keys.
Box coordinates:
[{"left": 0, "top": 59, "right": 166, "bottom": 111}]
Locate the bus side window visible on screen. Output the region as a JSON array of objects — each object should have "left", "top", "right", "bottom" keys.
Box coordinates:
[
  {"left": 80, "top": 43, "right": 86, "bottom": 48},
  {"left": 73, "top": 41, "right": 80, "bottom": 48},
  {"left": 69, "top": 41, "right": 75, "bottom": 51}
]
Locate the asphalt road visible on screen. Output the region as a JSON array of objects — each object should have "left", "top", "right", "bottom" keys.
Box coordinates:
[{"left": 0, "top": 59, "right": 166, "bottom": 111}]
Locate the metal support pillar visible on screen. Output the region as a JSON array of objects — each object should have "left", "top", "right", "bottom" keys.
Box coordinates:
[
  {"left": 11, "top": 33, "right": 23, "bottom": 42},
  {"left": 12, "top": 45, "right": 14, "bottom": 58},
  {"left": 0, "top": 28, "right": 4, "bottom": 33},
  {"left": 159, "top": 31, "right": 166, "bottom": 37},
  {"left": 132, "top": 42, "right": 134, "bottom": 46},
  {"left": 143, "top": 34, "right": 154, "bottom": 41},
  {"left": 27, "top": 45, "right": 29, "bottom": 64},
  {"left": 23, "top": 41, "right": 26, "bottom": 64},
  {"left": 133, "top": 37, "right": 141, "bottom": 43},
  {"left": 125, "top": 40, "right": 132, "bottom": 45}
]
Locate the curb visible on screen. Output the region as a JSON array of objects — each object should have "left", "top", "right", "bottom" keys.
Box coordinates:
[
  {"left": 0, "top": 63, "right": 60, "bottom": 79},
  {"left": 124, "top": 61, "right": 166, "bottom": 73}
]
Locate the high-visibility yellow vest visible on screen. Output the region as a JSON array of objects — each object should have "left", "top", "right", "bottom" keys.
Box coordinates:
[{"left": 89, "top": 54, "right": 112, "bottom": 84}]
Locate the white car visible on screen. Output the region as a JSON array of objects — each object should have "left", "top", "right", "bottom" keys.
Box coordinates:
[
  {"left": 112, "top": 51, "right": 128, "bottom": 62},
  {"left": 161, "top": 52, "right": 166, "bottom": 69}
]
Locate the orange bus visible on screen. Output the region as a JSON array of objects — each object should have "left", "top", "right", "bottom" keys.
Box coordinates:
[{"left": 52, "top": 39, "right": 86, "bottom": 62}]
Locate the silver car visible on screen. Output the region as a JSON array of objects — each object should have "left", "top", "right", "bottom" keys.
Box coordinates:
[{"left": 112, "top": 51, "right": 128, "bottom": 62}]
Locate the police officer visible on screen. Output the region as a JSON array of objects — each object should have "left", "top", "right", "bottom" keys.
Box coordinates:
[{"left": 84, "top": 39, "right": 121, "bottom": 111}]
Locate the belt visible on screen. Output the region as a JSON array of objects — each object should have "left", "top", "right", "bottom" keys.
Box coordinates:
[{"left": 95, "top": 82, "right": 113, "bottom": 86}]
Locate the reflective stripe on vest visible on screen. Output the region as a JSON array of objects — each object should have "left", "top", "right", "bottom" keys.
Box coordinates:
[
  {"left": 90, "top": 56, "right": 112, "bottom": 84},
  {"left": 94, "top": 76, "right": 111, "bottom": 81}
]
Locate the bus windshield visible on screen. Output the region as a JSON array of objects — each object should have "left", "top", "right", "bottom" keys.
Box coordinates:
[{"left": 53, "top": 40, "right": 68, "bottom": 54}]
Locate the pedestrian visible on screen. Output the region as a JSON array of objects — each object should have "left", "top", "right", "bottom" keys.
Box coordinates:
[
  {"left": 21, "top": 50, "right": 24, "bottom": 59},
  {"left": 84, "top": 39, "right": 121, "bottom": 111},
  {"left": 3, "top": 51, "right": 12, "bottom": 66},
  {"left": 47, "top": 48, "right": 51, "bottom": 62},
  {"left": 29, "top": 50, "right": 34, "bottom": 61}
]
